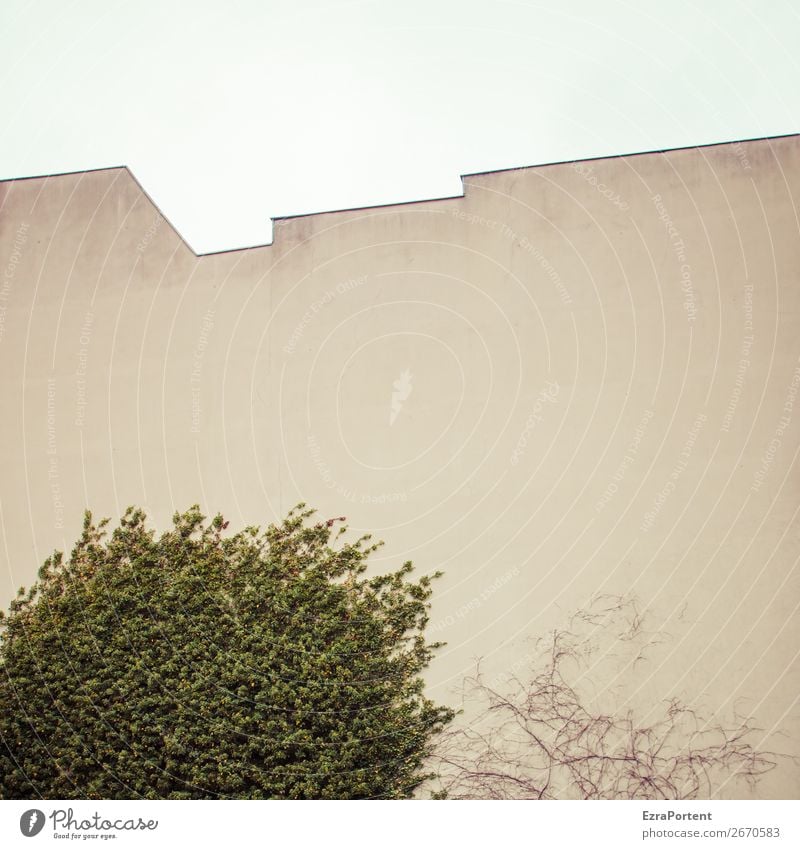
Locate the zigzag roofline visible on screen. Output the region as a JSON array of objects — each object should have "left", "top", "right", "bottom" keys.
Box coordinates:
[{"left": 1, "top": 132, "right": 796, "bottom": 257}]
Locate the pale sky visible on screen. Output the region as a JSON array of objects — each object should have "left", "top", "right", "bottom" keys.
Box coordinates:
[{"left": 1, "top": 0, "right": 798, "bottom": 253}]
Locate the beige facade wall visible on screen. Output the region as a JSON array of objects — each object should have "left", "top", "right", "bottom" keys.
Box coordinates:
[{"left": 1, "top": 135, "right": 798, "bottom": 797}]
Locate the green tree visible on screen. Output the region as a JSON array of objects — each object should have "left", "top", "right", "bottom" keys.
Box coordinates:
[{"left": 0, "top": 504, "right": 453, "bottom": 799}]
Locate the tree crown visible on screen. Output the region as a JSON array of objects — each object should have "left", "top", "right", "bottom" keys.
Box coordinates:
[{"left": 0, "top": 504, "right": 453, "bottom": 799}]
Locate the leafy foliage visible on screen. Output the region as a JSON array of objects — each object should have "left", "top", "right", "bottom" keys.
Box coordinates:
[{"left": 0, "top": 504, "right": 453, "bottom": 799}]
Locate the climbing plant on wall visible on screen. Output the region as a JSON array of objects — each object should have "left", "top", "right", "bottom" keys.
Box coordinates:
[{"left": 0, "top": 504, "right": 453, "bottom": 799}]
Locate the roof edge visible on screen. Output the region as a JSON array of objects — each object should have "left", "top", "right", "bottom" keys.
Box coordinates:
[
  {"left": 271, "top": 132, "right": 799, "bottom": 222},
  {"left": 460, "top": 131, "right": 800, "bottom": 179},
  {"left": 1, "top": 132, "right": 797, "bottom": 254}
]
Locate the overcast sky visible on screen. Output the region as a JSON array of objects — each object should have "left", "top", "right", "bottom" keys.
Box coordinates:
[{"left": 1, "top": 0, "right": 798, "bottom": 253}]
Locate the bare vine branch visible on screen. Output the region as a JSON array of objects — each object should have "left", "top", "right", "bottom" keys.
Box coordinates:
[{"left": 431, "top": 596, "right": 777, "bottom": 799}]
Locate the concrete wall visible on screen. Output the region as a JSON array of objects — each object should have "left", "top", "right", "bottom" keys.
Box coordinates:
[{"left": 1, "top": 135, "right": 798, "bottom": 797}]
